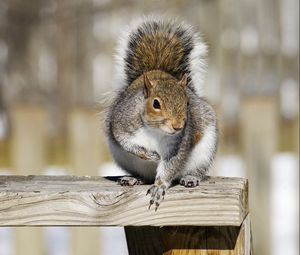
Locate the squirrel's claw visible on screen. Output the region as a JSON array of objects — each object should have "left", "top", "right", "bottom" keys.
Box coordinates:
[
  {"left": 146, "top": 188, "right": 151, "bottom": 196},
  {"left": 148, "top": 199, "right": 154, "bottom": 210},
  {"left": 137, "top": 147, "right": 160, "bottom": 161}
]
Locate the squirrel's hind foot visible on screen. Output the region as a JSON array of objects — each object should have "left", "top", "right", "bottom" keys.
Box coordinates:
[
  {"left": 118, "top": 176, "right": 144, "bottom": 186},
  {"left": 180, "top": 174, "right": 206, "bottom": 188}
]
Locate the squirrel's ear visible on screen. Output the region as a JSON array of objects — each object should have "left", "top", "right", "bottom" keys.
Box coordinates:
[
  {"left": 179, "top": 74, "right": 188, "bottom": 88},
  {"left": 143, "top": 73, "right": 154, "bottom": 98}
]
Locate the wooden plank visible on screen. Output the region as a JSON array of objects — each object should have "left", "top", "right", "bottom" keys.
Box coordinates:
[
  {"left": 0, "top": 175, "right": 248, "bottom": 227},
  {"left": 125, "top": 214, "right": 252, "bottom": 255}
]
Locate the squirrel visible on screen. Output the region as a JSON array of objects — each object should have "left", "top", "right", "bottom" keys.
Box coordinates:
[{"left": 104, "top": 16, "right": 218, "bottom": 210}]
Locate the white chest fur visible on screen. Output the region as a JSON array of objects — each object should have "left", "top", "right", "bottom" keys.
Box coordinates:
[{"left": 129, "top": 127, "right": 177, "bottom": 157}]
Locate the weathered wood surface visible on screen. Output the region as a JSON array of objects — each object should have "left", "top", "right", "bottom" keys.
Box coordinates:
[
  {"left": 0, "top": 175, "right": 248, "bottom": 226},
  {"left": 125, "top": 214, "right": 252, "bottom": 255}
]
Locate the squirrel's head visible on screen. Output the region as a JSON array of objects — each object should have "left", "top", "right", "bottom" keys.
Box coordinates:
[{"left": 143, "top": 73, "right": 188, "bottom": 135}]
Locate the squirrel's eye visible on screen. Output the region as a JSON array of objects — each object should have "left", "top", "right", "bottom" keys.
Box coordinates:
[{"left": 153, "top": 99, "right": 161, "bottom": 110}]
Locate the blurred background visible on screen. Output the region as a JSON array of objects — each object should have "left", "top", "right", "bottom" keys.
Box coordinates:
[{"left": 0, "top": 0, "right": 298, "bottom": 255}]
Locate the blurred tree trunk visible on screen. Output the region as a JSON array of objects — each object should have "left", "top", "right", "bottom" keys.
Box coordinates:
[
  {"left": 218, "top": 0, "right": 241, "bottom": 154},
  {"left": 55, "top": 0, "right": 77, "bottom": 134},
  {"left": 75, "top": 0, "right": 94, "bottom": 106},
  {"left": 5, "top": 0, "right": 43, "bottom": 104},
  {"left": 55, "top": 0, "right": 94, "bottom": 132}
]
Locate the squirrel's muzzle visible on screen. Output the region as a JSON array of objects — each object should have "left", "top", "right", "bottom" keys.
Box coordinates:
[{"left": 171, "top": 122, "right": 185, "bottom": 131}]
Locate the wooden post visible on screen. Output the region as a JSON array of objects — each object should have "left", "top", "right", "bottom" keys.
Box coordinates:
[
  {"left": 68, "top": 108, "right": 106, "bottom": 255},
  {"left": 68, "top": 108, "right": 107, "bottom": 175},
  {"left": 10, "top": 105, "right": 47, "bottom": 255},
  {"left": 241, "top": 97, "right": 278, "bottom": 255},
  {"left": 10, "top": 105, "right": 47, "bottom": 174},
  {"left": 125, "top": 214, "right": 252, "bottom": 255},
  {"left": 218, "top": 0, "right": 241, "bottom": 155}
]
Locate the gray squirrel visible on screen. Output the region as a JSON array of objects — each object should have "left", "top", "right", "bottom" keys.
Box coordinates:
[{"left": 104, "top": 16, "right": 218, "bottom": 210}]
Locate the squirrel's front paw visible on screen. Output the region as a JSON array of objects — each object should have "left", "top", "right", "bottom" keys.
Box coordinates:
[
  {"left": 144, "top": 150, "right": 160, "bottom": 161},
  {"left": 137, "top": 147, "right": 160, "bottom": 161},
  {"left": 146, "top": 179, "right": 168, "bottom": 211}
]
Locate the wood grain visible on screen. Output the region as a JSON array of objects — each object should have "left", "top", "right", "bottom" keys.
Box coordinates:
[{"left": 0, "top": 175, "right": 248, "bottom": 226}]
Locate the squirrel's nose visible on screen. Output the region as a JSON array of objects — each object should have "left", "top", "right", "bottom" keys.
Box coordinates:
[
  {"left": 173, "top": 127, "right": 182, "bottom": 131},
  {"left": 172, "top": 123, "right": 184, "bottom": 131}
]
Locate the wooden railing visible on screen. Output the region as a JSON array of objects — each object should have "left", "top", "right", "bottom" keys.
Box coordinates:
[{"left": 0, "top": 175, "right": 252, "bottom": 255}]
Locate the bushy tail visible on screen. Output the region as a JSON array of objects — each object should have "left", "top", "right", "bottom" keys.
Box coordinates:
[{"left": 114, "top": 15, "right": 207, "bottom": 97}]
